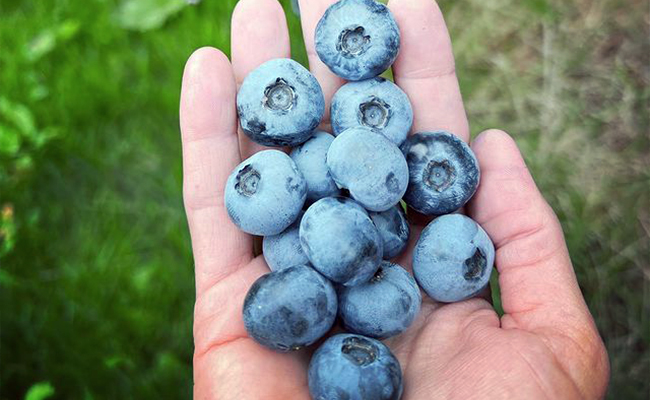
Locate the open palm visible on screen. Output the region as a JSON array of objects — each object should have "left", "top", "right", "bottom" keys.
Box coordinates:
[{"left": 179, "top": 0, "right": 609, "bottom": 398}]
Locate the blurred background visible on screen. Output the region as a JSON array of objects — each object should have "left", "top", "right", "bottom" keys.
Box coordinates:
[{"left": 0, "top": 0, "right": 648, "bottom": 398}]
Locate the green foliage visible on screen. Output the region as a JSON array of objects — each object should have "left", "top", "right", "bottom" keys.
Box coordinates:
[
  {"left": 25, "top": 20, "right": 81, "bottom": 62},
  {"left": 24, "top": 382, "right": 55, "bottom": 400},
  {"left": 115, "top": 0, "right": 188, "bottom": 31},
  {"left": 0, "top": 0, "right": 647, "bottom": 398}
]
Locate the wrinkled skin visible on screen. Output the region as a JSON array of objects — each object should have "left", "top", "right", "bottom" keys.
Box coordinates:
[{"left": 179, "top": 0, "right": 609, "bottom": 399}]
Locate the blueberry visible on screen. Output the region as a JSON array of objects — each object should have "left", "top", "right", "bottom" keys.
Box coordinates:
[
  {"left": 315, "top": 0, "right": 400, "bottom": 81},
  {"left": 308, "top": 333, "right": 403, "bottom": 400},
  {"left": 331, "top": 78, "right": 413, "bottom": 146},
  {"left": 369, "top": 205, "right": 410, "bottom": 260},
  {"left": 225, "top": 150, "right": 306, "bottom": 236},
  {"left": 300, "top": 197, "right": 383, "bottom": 286},
  {"left": 290, "top": 131, "right": 341, "bottom": 202},
  {"left": 413, "top": 214, "right": 495, "bottom": 302},
  {"left": 401, "top": 131, "right": 480, "bottom": 215},
  {"left": 243, "top": 264, "right": 337, "bottom": 352},
  {"left": 237, "top": 58, "right": 325, "bottom": 146},
  {"left": 327, "top": 127, "right": 408, "bottom": 212},
  {"left": 262, "top": 212, "right": 310, "bottom": 272},
  {"left": 339, "top": 261, "right": 421, "bottom": 339}
]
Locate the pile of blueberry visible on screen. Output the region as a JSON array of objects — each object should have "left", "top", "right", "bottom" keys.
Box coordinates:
[{"left": 224, "top": 0, "right": 495, "bottom": 398}]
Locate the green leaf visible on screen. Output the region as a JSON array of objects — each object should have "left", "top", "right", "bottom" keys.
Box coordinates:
[
  {"left": 25, "top": 31, "right": 56, "bottom": 62},
  {"left": 104, "top": 354, "right": 135, "bottom": 369},
  {"left": 116, "top": 0, "right": 187, "bottom": 31},
  {"left": 490, "top": 269, "right": 503, "bottom": 316},
  {"left": 16, "top": 155, "right": 34, "bottom": 173},
  {"left": 0, "top": 125, "right": 21, "bottom": 156},
  {"left": 56, "top": 20, "right": 81, "bottom": 41},
  {"left": 24, "top": 382, "right": 55, "bottom": 400},
  {"left": 0, "top": 97, "right": 36, "bottom": 135},
  {"left": 24, "top": 20, "right": 80, "bottom": 62},
  {"left": 31, "top": 127, "right": 60, "bottom": 149}
]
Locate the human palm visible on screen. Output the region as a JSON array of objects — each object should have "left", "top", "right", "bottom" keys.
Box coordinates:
[{"left": 180, "top": 0, "right": 609, "bottom": 399}]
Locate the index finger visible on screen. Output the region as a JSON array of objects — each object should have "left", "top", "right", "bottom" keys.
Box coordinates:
[
  {"left": 180, "top": 48, "right": 253, "bottom": 295},
  {"left": 231, "top": 0, "right": 292, "bottom": 158}
]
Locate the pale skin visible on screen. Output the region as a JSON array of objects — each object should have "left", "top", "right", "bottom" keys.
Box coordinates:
[{"left": 179, "top": 0, "right": 610, "bottom": 398}]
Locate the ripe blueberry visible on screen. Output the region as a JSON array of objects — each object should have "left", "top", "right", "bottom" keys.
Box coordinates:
[
  {"left": 300, "top": 197, "right": 382, "bottom": 286},
  {"left": 263, "top": 212, "right": 310, "bottom": 272},
  {"left": 369, "top": 205, "right": 410, "bottom": 260},
  {"left": 243, "top": 264, "right": 337, "bottom": 352},
  {"left": 225, "top": 150, "right": 306, "bottom": 236},
  {"left": 315, "top": 0, "right": 400, "bottom": 81},
  {"left": 237, "top": 58, "right": 325, "bottom": 146},
  {"left": 413, "top": 214, "right": 495, "bottom": 302},
  {"left": 339, "top": 261, "right": 421, "bottom": 339},
  {"left": 290, "top": 131, "right": 341, "bottom": 203},
  {"left": 308, "top": 333, "right": 403, "bottom": 400},
  {"left": 401, "top": 131, "right": 480, "bottom": 215},
  {"left": 331, "top": 77, "right": 413, "bottom": 146},
  {"left": 327, "top": 127, "right": 408, "bottom": 212}
]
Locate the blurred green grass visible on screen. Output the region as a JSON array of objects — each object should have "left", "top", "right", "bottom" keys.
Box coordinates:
[{"left": 0, "top": 0, "right": 648, "bottom": 398}]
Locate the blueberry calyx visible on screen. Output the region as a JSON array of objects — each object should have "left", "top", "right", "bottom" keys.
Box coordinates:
[
  {"left": 359, "top": 97, "right": 390, "bottom": 129},
  {"left": 463, "top": 248, "right": 486, "bottom": 281},
  {"left": 263, "top": 78, "right": 296, "bottom": 111},
  {"left": 235, "top": 164, "right": 261, "bottom": 196},
  {"left": 423, "top": 160, "right": 457, "bottom": 192},
  {"left": 341, "top": 336, "right": 378, "bottom": 366},
  {"left": 338, "top": 26, "right": 370, "bottom": 57}
]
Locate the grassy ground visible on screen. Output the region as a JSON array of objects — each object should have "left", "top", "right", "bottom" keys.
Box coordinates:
[{"left": 0, "top": 0, "right": 648, "bottom": 398}]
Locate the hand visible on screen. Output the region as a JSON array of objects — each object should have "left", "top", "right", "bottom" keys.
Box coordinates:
[{"left": 179, "top": 0, "right": 609, "bottom": 398}]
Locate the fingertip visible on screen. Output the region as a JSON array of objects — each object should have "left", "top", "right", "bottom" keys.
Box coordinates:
[
  {"left": 470, "top": 129, "right": 537, "bottom": 201},
  {"left": 232, "top": 0, "right": 290, "bottom": 82},
  {"left": 471, "top": 129, "right": 520, "bottom": 159},
  {"left": 185, "top": 46, "right": 230, "bottom": 71},
  {"left": 472, "top": 128, "right": 513, "bottom": 144},
  {"left": 468, "top": 129, "right": 542, "bottom": 232},
  {"left": 232, "top": 0, "right": 287, "bottom": 40},
  {"left": 233, "top": 0, "right": 284, "bottom": 19},
  {"left": 181, "top": 47, "right": 237, "bottom": 142},
  {"left": 183, "top": 47, "right": 235, "bottom": 89}
]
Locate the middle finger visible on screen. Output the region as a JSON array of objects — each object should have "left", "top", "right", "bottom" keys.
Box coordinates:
[
  {"left": 298, "top": 0, "right": 346, "bottom": 125},
  {"left": 231, "top": 0, "right": 292, "bottom": 159}
]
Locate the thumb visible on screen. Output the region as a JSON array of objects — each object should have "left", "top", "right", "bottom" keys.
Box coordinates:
[
  {"left": 468, "top": 130, "right": 608, "bottom": 395},
  {"left": 468, "top": 129, "right": 587, "bottom": 329}
]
